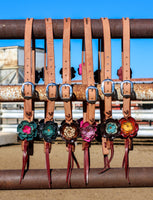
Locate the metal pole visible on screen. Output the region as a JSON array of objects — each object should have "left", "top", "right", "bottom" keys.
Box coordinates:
[
  {"left": 1, "top": 168, "right": 153, "bottom": 189},
  {"left": 1, "top": 19, "right": 153, "bottom": 39},
  {"left": 0, "top": 83, "right": 153, "bottom": 102}
]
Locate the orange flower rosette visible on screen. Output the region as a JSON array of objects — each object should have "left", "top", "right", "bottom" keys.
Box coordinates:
[{"left": 119, "top": 117, "right": 139, "bottom": 138}]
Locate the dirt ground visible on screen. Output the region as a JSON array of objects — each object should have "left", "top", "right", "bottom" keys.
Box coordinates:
[{"left": 1, "top": 142, "right": 153, "bottom": 200}]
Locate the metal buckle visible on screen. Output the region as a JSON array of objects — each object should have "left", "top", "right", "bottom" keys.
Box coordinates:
[
  {"left": 101, "top": 79, "right": 115, "bottom": 97},
  {"left": 86, "top": 86, "right": 98, "bottom": 104},
  {"left": 21, "top": 82, "right": 35, "bottom": 99},
  {"left": 120, "top": 80, "right": 133, "bottom": 98},
  {"left": 46, "top": 83, "right": 58, "bottom": 100},
  {"left": 59, "top": 84, "right": 73, "bottom": 101}
]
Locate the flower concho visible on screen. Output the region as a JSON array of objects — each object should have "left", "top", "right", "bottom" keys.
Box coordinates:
[
  {"left": 99, "top": 118, "right": 120, "bottom": 173},
  {"left": 17, "top": 120, "right": 37, "bottom": 183},
  {"left": 60, "top": 120, "right": 80, "bottom": 185},
  {"left": 79, "top": 119, "right": 97, "bottom": 185},
  {"left": 38, "top": 119, "right": 58, "bottom": 188},
  {"left": 119, "top": 117, "right": 139, "bottom": 183}
]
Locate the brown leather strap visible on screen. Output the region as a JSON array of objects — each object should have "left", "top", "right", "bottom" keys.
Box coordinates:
[
  {"left": 101, "top": 18, "right": 112, "bottom": 155},
  {"left": 122, "top": 18, "right": 131, "bottom": 118},
  {"left": 82, "top": 39, "right": 88, "bottom": 122},
  {"left": 84, "top": 18, "right": 95, "bottom": 124},
  {"left": 24, "top": 18, "right": 34, "bottom": 122},
  {"left": 101, "top": 18, "right": 112, "bottom": 120},
  {"left": 45, "top": 18, "right": 56, "bottom": 122},
  {"left": 62, "top": 18, "right": 73, "bottom": 124}
]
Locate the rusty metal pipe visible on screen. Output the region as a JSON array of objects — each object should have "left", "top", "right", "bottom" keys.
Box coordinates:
[
  {"left": 0, "top": 168, "right": 153, "bottom": 189},
  {"left": 1, "top": 19, "right": 153, "bottom": 39},
  {"left": 0, "top": 83, "right": 153, "bottom": 102}
]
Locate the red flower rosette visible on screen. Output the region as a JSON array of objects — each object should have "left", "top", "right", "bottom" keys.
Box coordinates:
[{"left": 119, "top": 117, "right": 139, "bottom": 139}]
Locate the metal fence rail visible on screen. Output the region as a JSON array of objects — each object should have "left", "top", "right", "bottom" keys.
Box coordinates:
[{"left": 0, "top": 109, "right": 153, "bottom": 137}]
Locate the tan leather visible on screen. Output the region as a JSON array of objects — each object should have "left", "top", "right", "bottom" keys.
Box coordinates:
[
  {"left": 82, "top": 39, "right": 88, "bottom": 122},
  {"left": 84, "top": 18, "right": 96, "bottom": 124},
  {"left": 45, "top": 18, "right": 56, "bottom": 122},
  {"left": 24, "top": 18, "right": 34, "bottom": 122},
  {"left": 62, "top": 18, "right": 73, "bottom": 124},
  {"left": 122, "top": 18, "right": 131, "bottom": 118},
  {"left": 101, "top": 18, "right": 112, "bottom": 155}
]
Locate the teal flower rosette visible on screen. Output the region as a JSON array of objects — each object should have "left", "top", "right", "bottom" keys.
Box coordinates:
[
  {"left": 101, "top": 118, "right": 121, "bottom": 140},
  {"left": 42, "top": 121, "right": 58, "bottom": 143},
  {"left": 17, "top": 120, "right": 37, "bottom": 141}
]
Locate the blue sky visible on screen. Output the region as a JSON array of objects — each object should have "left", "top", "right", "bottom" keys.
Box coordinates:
[{"left": 0, "top": 0, "right": 153, "bottom": 83}]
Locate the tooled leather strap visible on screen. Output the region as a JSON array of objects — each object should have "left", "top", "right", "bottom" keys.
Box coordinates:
[
  {"left": 82, "top": 39, "right": 88, "bottom": 122},
  {"left": 24, "top": 18, "right": 34, "bottom": 122},
  {"left": 84, "top": 18, "right": 95, "bottom": 124},
  {"left": 122, "top": 18, "right": 131, "bottom": 118},
  {"left": 45, "top": 18, "right": 56, "bottom": 122},
  {"left": 62, "top": 18, "right": 73, "bottom": 124},
  {"left": 101, "top": 18, "right": 112, "bottom": 155}
]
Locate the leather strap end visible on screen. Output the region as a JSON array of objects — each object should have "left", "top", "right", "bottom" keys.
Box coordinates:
[{"left": 44, "top": 142, "right": 51, "bottom": 153}]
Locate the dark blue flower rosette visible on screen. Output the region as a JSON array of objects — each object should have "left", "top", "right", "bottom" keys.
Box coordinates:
[
  {"left": 38, "top": 120, "right": 58, "bottom": 143},
  {"left": 17, "top": 120, "right": 37, "bottom": 141}
]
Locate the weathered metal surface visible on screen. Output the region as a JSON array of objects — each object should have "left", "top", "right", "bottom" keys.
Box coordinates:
[
  {"left": 1, "top": 19, "right": 153, "bottom": 39},
  {"left": 0, "top": 168, "right": 153, "bottom": 189},
  {"left": 0, "top": 83, "right": 153, "bottom": 102}
]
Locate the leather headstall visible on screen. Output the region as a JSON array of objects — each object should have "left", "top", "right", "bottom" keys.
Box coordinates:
[
  {"left": 59, "top": 18, "right": 80, "bottom": 186},
  {"left": 38, "top": 18, "right": 58, "bottom": 188},
  {"left": 98, "top": 18, "right": 120, "bottom": 173},
  {"left": 79, "top": 18, "right": 98, "bottom": 185},
  {"left": 119, "top": 17, "right": 139, "bottom": 183},
  {"left": 17, "top": 18, "right": 37, "bottom": 184}
]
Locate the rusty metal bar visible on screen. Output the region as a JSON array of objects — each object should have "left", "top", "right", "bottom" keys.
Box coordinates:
[
  {"left": 0, "top": 168, "right": 153, "bottom": 189},
  {"left": 0, "top": 83, "right": 153, "bottom": 102},
  {"left": 1, "top": 19, "right": 153, "bottom": 39}
]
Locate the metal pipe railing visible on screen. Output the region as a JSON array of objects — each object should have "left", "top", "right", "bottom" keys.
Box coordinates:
[
  {"left": 1, "top": 168, "right": 153, "bottom": 189},
  {"left": 1, "top": 19, "right": 153, "bottom": 39}
]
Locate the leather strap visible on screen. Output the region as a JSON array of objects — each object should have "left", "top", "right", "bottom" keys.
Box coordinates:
[
  {"left": 45, "top": 18, "right": 56, "bottom": 122},
  {"left": 84, "top": 18, "right": 95, "bottom": 124},
  {"left": 122, "top": 18, "right": 131, "bottom": 118},
  {"left": 82, "top": 39, "right": 88, "bottom": 122},
  {"left": 24, "top": 18, "right": 34, "bottom": 122},
  {"left": 122, "top": 18, "right": 131, "bottom": 183},
  {"left": 101, "top": 18, "right": 112, "bottom": 155},
  {"left": 62, "top": 18, "right": 73, "bottom": 124},
  {"left": 101, "top": 18, "right": 112, "bottom": 120}
]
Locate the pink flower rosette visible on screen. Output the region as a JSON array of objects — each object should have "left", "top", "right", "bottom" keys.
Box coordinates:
[{"left": 80, "top": 120, "right": 97, "bottom": 143}]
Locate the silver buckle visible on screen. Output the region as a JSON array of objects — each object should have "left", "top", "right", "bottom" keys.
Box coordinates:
[
  {"left": 101, "top": 79, "right": 115, "bottom": 97},
  {"left": 46, "top": 83, "right": 58, "bottom": 100},
  {"left": 86, "top": 86, "right": 98, "bottom": 104},
  {"left": 21, "top": 82, "right": 35, "bottom": 99},
  {"left": 59, "top": 84, "right": 73, "bottom": 101},
  {"left": 120, "top": 80, "right": 133, "bottom": 98}
]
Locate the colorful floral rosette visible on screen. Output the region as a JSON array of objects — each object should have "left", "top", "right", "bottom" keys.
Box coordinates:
[
  {"left": 119, "top": 117, "right": 139, "bottom": 139},
  {"left": 17, "top": 120, "right": 37, "bottom": 141},
  {"left": 60, "top": 120, "right": 80, "bottom": 143},
  {"left": 101, "top": 118, "right": 121, "bottom": 140},
  {"left": 38, "top": 120, "right": 58, "bottom": 143},
  {"left": 80, "top": 120, "right": 97, "bottom": 143}
]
